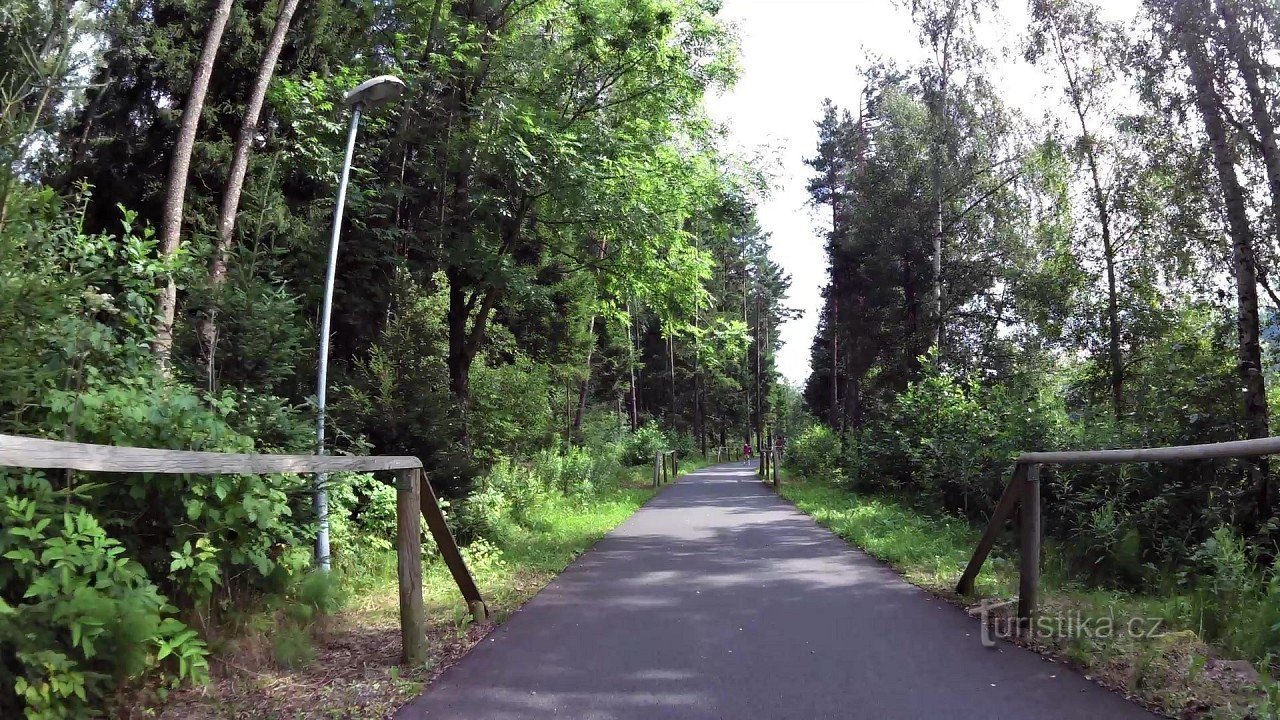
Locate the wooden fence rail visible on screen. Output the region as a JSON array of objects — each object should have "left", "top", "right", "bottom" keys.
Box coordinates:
[
  {"left": 0, "top": 433, "right": 485, "bottom": 665},
  {"left": 956, "top": 435, "right": 1280, "bottom": 623},
  {"left": 712, "top": 446, "right": 742, "bottom": 463}
]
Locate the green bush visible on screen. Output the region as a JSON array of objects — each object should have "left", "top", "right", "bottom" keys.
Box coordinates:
[
  {"left": 0, "top": 473, "right": 209, "bottom": 719},
  {"left": 0, "top": 190, "right": 311, "bottom": 717},
  {"left": 625, "top": 421, "right": 668, "bottom": 465},
  {"left": 787, "top": 425, "right": 843, "bottom": 481}
]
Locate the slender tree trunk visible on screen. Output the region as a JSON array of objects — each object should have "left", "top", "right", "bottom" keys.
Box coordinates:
[
  {"left": 754, "top": 291, "right": 762, "bottom": 452},
  {"left": 628, "top": 301, "right": 639, "bottom": 429},
  {"left": 200, "top": 0, "right": 300, "bottom": 386},
  {"left": 572, "top": 238, "right": 609, "bottom": 435},
  {"left": 1220, "top": 0, "right": 1280, "bottom": 286},
  {"left": 694, "top": 309, "right": 705, "bottom": 456},
  {"left": 668, "top": 332, "right": 677, "bottom": 426},
  {"left": 1085, "top": 134, "right": 1124, "bottom": 419},
  {"left": 153, "top": 0, "right": 235, "bottom": 370},
  {"left": 572, "top": 315, "right": 596, "bottom": 436},
  {"left": 929, "top": 35, "right": 954, "bottom": 351},
  {"left": 1183, "top": 14, "right": 1272, "bottom": 520},
  {"left": 1052, "top": 23, "right": 1124, "bottom": 418},
  {"left": 830, "top": 298, "right": 839, "bottom": 427}
]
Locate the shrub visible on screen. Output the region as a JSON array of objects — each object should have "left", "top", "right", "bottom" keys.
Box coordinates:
[
  {"left": 787, "top": 425, "right": 843, "bottom": 481},
  {"left": 558, "top": 447, "right": 595, "bottom": 498},
  {"left": 0, "top": 473, "right": 209, "bottom": 719},
  {"left": 625, "top": 421, "right": 668, "bottom": 465}
]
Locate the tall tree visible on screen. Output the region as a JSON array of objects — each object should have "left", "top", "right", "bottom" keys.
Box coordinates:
[
  {"left": 1171, "top": 0, "right": 1271, "bottom": 519},
  {"left": 200, "top": 0, "right": 301, "bottom": 386},
  {"left": 1027, "top": 0, "right": 1126, "bottom": 418},
  {"left": 153, "top": 0, "right": 236, "bottom": 369}
]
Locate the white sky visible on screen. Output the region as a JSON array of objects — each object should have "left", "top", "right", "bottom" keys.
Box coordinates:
[{"left": 705, "top": 0, "right": 1141, "bottom": 386}]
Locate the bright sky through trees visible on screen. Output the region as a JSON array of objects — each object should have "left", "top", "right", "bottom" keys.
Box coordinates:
[{"left": 707, "top": 0, "right": 1140, "bottom": 384}]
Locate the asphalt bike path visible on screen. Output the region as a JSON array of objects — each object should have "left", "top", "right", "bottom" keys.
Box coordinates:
[{"left": 398, "top": 462, "right": 1154, "bottom": 719}]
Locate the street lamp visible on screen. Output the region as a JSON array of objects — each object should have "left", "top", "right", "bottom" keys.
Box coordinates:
[{"left": 315, "top": 74, "right": 406, "bottom": 570}]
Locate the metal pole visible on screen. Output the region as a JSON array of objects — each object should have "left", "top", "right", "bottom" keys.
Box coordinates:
[{"left": 315, "top": 103, "right": 363, "bottom": 570}]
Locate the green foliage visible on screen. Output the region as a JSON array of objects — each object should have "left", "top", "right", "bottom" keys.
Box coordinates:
[
  {"left": 786, "top": 425, "right": 843, "bottom": 481},
  {"left": 0, "top": 473, "right": 209, "bottom": 719},
  {"left": 624, "top": 421, "right": 669, "bottom": 465}
]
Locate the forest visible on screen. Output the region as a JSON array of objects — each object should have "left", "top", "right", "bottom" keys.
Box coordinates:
[
  {"left": 12, "top": 0, "right": 1280, "bottom": 714},
  {"left": 0, "top": 0, "right": 790, "bottom": 716},
  {"left": 791, "top": 0, "right": 1280, "bottom": 711}
]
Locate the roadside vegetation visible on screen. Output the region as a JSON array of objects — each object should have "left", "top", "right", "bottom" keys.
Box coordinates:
[
  {"left": 163, "top": 452, "right": 677, "bottom": 719},
  {"left": 0, "top": 0, "right": 788, "bottom": 716},
  {"left": 782, "top": 385, "right": 1280, "bottom": 719},
  {"left": 793, "top": 1, "right": 1280, "bottom": 718}
]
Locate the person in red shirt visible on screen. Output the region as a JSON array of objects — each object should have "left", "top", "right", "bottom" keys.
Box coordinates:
[{"left": 742, "top": 442, "right": 753, "bottom": 463}]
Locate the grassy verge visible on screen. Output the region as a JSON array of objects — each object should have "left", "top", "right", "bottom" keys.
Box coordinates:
[
  {"left": 778, "top": 474, "right": 1276, "bottom": 720},
  {"left": 159, "top": 465, "right": 672, "bottom": 719}
]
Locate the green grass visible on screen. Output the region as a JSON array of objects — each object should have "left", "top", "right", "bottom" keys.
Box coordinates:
[
  {"left": 778, "top": 474, "right": 1272, "bottom": 720},
  {"left": 163, "top": 463, "right": 675, "bottom": 719},
  {"left": 780, "top": 478, "right": 1018, "bottom": 597}
]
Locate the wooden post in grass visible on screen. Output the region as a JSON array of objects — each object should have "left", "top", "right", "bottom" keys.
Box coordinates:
[
  {"left": 417, "top": 469, "right": 488, "bottom": 623},
  {"left": 1018, "top": 463, "right": 1041, "bottom": 623},
  {"left": 654, "top": 452, "right": 661, "bottom": 488},
  {"left": 396, "top": 468, "right": 426, "bottom": 664},
  {"left": 673, "top": 452, "right": 679, "bottom": 478}
]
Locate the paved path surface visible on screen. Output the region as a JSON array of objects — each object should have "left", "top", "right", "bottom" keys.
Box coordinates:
[{"left": 398, "top": 463, "right": 1154, "bottom": 719}]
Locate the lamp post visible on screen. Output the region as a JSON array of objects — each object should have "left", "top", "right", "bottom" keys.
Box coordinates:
[{"left": 315, "top": 74, "right": 406, "bottom": 570}]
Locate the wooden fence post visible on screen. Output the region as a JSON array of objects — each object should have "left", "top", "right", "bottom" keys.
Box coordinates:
[
  {"left": 654, "top": 452, "right": 661, "bottom": 488},
  {"left": 395, "top": 468, "right": 426, "bottom": 664},
  {"left": 1018, "top": 463, "right": 1042, "bottom": 623},
  {"left": 772, "top": 452, "right": 779, "bottom": 488},
  {"left": 418, "top": 468, "right": 488, "bottom": 623},
  {"left": 673, "top": 452, "right": 679, "bottom": 478}
]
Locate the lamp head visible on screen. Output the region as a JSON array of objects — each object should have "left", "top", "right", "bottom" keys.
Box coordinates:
[{"left": 343, "top": 75, "right": 406, "bottom": 108}]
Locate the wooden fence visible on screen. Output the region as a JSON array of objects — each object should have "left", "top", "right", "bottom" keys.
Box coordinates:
[
  {"left": 758, "top": 448, "right": 779, "bottom": 487},
  {"left": 653, "top": 450, "right": 678, "bottom": 487},
  {"left": 712, "top": 446, "right": 743, "bottom": 463},
  {"left": 956, "top": 435, "right": 1280, "bottom": 622},
  {"left": 0, "top": 433, "right": 485, "bottom": 665}
]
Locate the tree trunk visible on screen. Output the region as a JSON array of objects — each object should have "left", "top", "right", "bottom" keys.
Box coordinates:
[
  {"left": 830, "top": 298, "right": 839, "bottom": 427},
  {"left": 668, "top": 332, "right": 677, "bottom": 426},
  {"left": 1183, "top": 13, "right": 1272, "bottom": 520},
  {"left": 628, "top": 301, "right": 639, "bottom": 429},
  {"left": 694, "top": 310, "right": 705, "bottom": 456},
  {"left": 929, "top": 28, "right": 955, "bottom": 352},
  {"left": 571, "top": 315, "right": 596, "bottom": 436},
  {"left": 1052, "top": 21, "right": 1124, "bottom": 418},
  {"left": 153, "top": 0, "right": 235, "bottom": 370},
  {"left": 200, "top": 0, "right": 300, "bottom": 387},
  {"left": 446, "top": 269, "right": 502, "bottom": 456},
  {"left": 1220, "top": 0, "right": 1280, "bottom": 273}
]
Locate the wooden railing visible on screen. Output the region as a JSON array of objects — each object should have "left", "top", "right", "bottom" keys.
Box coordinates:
[
  {"left": 956, "top": 435, "right": 1280, "bottom": 622},
  {"left": 653, "top": 450, "right": 678, "bottom": 487},
  {"left": 712, "top": 446, "right": 742, "bottom": 463},
  {"left": 0, "top": 433, "right": 486, "bottom": 665}
]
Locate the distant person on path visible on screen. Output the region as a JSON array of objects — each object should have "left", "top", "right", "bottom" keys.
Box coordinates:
[
  {"left": 742, "top": 442, "right": 753, "bottom": 464},
  {"left": 775, "top": 434, "right": 786, "bottom": 462}
]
